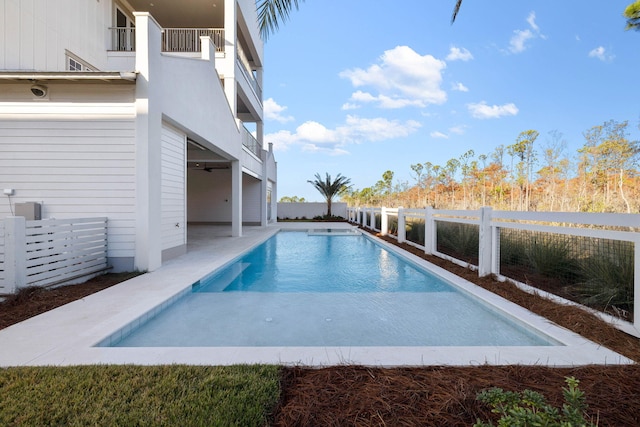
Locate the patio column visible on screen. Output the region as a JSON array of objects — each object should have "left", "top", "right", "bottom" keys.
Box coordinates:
[
  {"left": 231, "top": 159, "right": 242, "bottom": 237},
  {"left": 133, "top": 13, "right": 163, "bottom": 272}
]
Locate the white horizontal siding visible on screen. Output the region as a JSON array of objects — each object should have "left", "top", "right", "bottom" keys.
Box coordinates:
[
  {"left": 0, "top": 104, "right": 136, "bottom": 260},
  {"left": 161, "top": 124, "right": 186, "bottom": 251},
  {"left": 0, "top": 0, "right": 112, "bottom": 71}
]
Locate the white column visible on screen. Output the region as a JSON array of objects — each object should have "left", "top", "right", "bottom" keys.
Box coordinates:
[
  {"left": 133, "top": 13, "right": 163, "bottom": 272},
  {"left": 231, "top": 160, "right": 242, "bottom": 237}
]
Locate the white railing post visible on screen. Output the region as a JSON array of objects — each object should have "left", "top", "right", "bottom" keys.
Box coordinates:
[
  {"left": 634, "top": 234, "right": 640, "bottom": 332},
  {"left": 478, "top": 206, "right": 493, "bottom": 277},
  {"left": 381, "top": 207, "right": 388, "bottom": 236},
  {"left": 424, "top": 206, "right": 434, "bottom": 255},
  {"left": 491, "top": 226, "right": 501, "bottom": 276},
  {"left": 4, "top": 217, "right": 27, "bottom": 293},
  {"left": 397, "top": 208, "right": 406, "bottom": 243}
]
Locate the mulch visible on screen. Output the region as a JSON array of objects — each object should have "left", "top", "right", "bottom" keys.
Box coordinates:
[
  {"left": 0, "top": 272, "right": 140, "bottom": 330},
  {"left": 1, "top": 236, "right": 639, "bottom": 426}
]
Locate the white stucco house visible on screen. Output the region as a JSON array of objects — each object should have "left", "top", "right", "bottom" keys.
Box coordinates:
[{"left": 0, "top": 0, "right": 277, "bottom": 273}]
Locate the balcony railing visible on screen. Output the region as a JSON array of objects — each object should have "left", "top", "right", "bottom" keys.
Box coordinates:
[
  {"left": 109, "top": 27, "right": 225, "bottom": 53},
  {"left": 241, "top": 124, "right": 261, "bottom": 157},
  {"left": 162, "top": 28, "right": 225, "bottom": 53},
  {"left": 236, "top": 43, "right": 262, "bottom": 100},
  {"left": 110, "top": 27, "right": 136, "bottom": 52}
]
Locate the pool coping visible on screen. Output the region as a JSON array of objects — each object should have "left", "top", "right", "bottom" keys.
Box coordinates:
[{"left": 0, "top": 222, "right": 633, "bottom": 367}]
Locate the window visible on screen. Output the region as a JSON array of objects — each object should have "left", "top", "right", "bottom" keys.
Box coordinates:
[{"left": 65, "top": 52, "right": 95, "bottom": 71}]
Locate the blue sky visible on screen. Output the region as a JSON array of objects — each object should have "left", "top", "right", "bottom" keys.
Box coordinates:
[{"left": 262, "top": 0, "right": 639, "bottom": 202}]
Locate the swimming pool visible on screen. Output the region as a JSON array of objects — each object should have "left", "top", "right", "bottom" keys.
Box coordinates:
[
  {"left": 0, "top": 223, "right": 632, "bottom": 366},
  {"left": 106, "top": 231, "right": 557, "bottom": 348}
]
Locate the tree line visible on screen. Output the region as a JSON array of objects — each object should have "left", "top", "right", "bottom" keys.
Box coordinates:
[{"left": 341, "top": 119, "right": 640, "bottom": 213}]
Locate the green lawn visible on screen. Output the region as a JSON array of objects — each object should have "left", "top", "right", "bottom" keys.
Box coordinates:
[{"left": 0, "top": 365, "right": 281, "bottom": 426}]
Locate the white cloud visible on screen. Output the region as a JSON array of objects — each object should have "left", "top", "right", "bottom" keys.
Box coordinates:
[
  {"left": 526, "top": 12, "right": 540, "bottom": 31},
  {"left": 446, "top": 46, "right": 473, "bottom": 61},
  {"left": 341, "top": 102, "right": 360, "bottom": 110},
  {"left": 467, "top": 101, "right": 519, "bottom": 119},
  {"left": 449, "top": 125, "right": 467, "bottom": 135},
  {"left": 452, "top": 82, "right": 469, "bottom": 92},
  {"left": 509, "top": 29, "right": 535, "bottom": 53},
  {"left": 508, "top": 12, "right": 544, "bottom": 53},
  {"left": 339, "top": 45, "right": 447, "bottom": 109},
  {"left": 588, "top": 46, "right": 615, "bottom": 62},
  {"left": 430, "top": 131, "right": 449, "bottom": 139},
  {"left": 264, "top": 115, "right": 422, "bottom": 155},
  {"left": 264, "top": 98, "right": 294, "bottom": 123}
]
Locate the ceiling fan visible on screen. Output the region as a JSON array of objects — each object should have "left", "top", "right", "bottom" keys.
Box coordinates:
[{"left": 192, "top": 162, "right": 229, "bottom": 172}]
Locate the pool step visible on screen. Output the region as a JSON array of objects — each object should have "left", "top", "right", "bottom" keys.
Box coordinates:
[
  {"left": 197, "top": 262, "right": 251, "bottom": 292},
  {"left": 307, "top": 228, "right": 361, "bottom": 236}
]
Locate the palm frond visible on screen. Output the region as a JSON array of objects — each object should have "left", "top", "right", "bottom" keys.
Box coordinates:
[
  {"left": 451, "top": 0, "right": 463, "bottom": 24},
  {"left": 257, "top": 0, "right": 303, "bottom": 40}
]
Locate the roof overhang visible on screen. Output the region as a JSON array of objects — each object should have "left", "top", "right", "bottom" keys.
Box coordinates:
[{"left": 0, "top": 71, "right": 137, "bottom": 82}]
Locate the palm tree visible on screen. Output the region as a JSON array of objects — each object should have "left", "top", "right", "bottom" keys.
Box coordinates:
[
  {"left": 257, "top": 1, "right": 465, "bottom": 39},
  {"left": 308, "top": 173, "right": 351, "bottom": 218},
  {"left": 625, "top": 1, "right": 640, "bottom": 31}
]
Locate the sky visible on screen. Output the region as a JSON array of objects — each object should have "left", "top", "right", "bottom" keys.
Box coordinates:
[{"left": 261, "top": 0, "right": 640, "bottom": 202}]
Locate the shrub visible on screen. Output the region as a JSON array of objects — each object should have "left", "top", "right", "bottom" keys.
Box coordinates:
[
  {"left": 575, "top": 240, "right": 634, "bottom": 318},
  {"left": 474, "top": 376, "right": 596, "bottom": 427},
  {"left": 526, "top": 236, "right": 581, "bottom": 281},
  {"left": 406, "top": 218, "right": 425, "bottom": 246},
  {"left": 499, "top": 229, "right": 529, "bottom": 268},
  {"left": 437, "top": 221, "right": 479, "bottom": 261}
]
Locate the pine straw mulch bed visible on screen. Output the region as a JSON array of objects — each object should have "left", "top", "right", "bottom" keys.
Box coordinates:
[
  {"left": 0, "top": 272, "right": 141, "bottom": 330},
  {"left": 272, "top": 231, "right": 640, "bottom": 426},
  {"left": 1, "top": 235, "right": 640, "bottom": 425}
]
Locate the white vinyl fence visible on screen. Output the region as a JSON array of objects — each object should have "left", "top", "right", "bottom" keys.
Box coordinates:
[
  {"left": 348, "top": 206, "right": 640, "bottom": 337},
  {"left": 277, "top": 202, "right": 347, "bottom": 220},
  {"left": 0, "top": 217, "right": 109, "bottom": 295}
]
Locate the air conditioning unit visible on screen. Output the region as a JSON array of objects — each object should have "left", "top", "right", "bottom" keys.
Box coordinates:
[{"left": 15, "top": 202, "right": 42, "bottom": 220}]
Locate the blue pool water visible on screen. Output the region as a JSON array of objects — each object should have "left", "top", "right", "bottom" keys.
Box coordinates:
[{"left": 109, "top": 231, "right": 556, "bottom": 347}]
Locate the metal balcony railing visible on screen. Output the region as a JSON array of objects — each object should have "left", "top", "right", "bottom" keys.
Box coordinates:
[
  {"left": 110, "top": 27, "right": 136, "bottom": 51},
  {"left": 162, "top": 28, "right": 225, "bottom": 53},
  {"left": 109, "top": 27, "right": 225, "bottom": 53}
]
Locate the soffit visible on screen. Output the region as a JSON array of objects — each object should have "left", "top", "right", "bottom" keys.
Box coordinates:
[{"left": 126, "top": 0, "right": 224, "bottom": 28}]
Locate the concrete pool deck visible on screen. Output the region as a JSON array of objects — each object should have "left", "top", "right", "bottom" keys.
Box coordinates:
[{"left": 0, "top": 222, "right": 633, "bottom": 367}]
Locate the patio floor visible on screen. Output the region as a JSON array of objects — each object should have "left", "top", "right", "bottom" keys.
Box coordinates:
[{"left": 0, "top": 222, "right": 633, "bottom": 367}]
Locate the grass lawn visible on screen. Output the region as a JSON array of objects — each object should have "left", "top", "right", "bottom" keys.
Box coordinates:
[{"left": 0, "top": 365, "right": 281, "bottom": 426}]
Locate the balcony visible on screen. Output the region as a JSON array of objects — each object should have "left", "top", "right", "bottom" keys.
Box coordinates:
[
  {"left": 110, "top": 28, "right": 225, "bottom": 53},
  {"left": 236, "top": 43, "right": 262, "bottom": 101},
  {"left": 241, "top": 124, "right": 261, "bottom": 157}
]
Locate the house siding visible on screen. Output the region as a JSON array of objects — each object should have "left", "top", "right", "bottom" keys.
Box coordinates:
[
  {"left": 242, "top": 174, "right": 261, "bottom": 224},
  {"left": 0, "top": 0, "right": 112, "bottom": 71},
  {"left": 160, "top": 123, "right": 186, "bottom": 255},
  {"left": 0, "top": 101, "right": 137, "bottom": 264}
]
